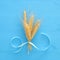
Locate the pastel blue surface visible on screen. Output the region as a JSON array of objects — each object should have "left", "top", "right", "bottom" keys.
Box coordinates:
[{"left": 0, "top": 0, "right": 60, "bottom": 60}]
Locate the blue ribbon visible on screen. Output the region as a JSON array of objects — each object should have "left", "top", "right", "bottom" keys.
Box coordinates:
[{"left": 10, "top": 33, "right": 51, "bottom": 53}]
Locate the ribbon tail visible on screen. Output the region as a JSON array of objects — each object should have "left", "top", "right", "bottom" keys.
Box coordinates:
[
  {"left": 14, "top": 48, "right": 22, "bottom": 53},
  {"left": 14, "top": 42, "right": 28, "bottom": 53},
  {"left": 18, "top": 42, "right": 28, "bottom": 48}
]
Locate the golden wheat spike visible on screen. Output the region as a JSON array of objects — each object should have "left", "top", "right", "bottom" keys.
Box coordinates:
[
  {"left": 24, "top": 11, "right": 31, "bottom": 41},
  {"left": 26, "top": 26, "right": 31, "bottom": 40},
  {"left": 24, "top": 11, "right": 32, "bottom": 50},
  {"left": 27, "top": 15, "right": 34, "bottom": 50},
  {"left": 29, "top": 15, "right": 34, "bottom": 32},
  {"left": 28, "top": 20, "right": 40, "bottom": 51},
  {"left": 24, "top": 10, "right": 27, "bottom": 29},
  {"left": 24, "top": 10, "right": 27, "bottom": 23},
  {"left": 32, "top": 21, "right": 40, "bottom": 39}
]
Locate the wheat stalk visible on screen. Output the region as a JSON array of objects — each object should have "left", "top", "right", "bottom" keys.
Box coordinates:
[{"left": 23, "top": 10, "right": 40, "bottom": 51}]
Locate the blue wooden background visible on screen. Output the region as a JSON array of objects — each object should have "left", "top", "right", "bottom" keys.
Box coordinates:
[{"left": 0, "top": 0, "right": 60, "bottom": 60}]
